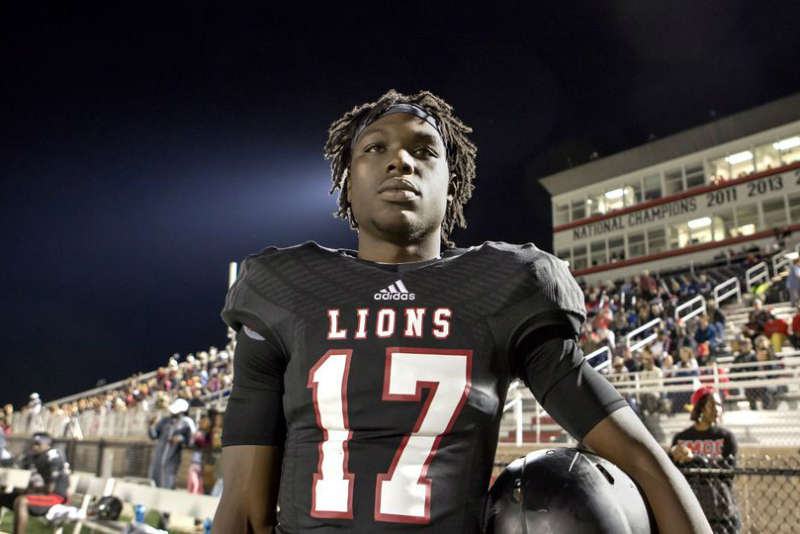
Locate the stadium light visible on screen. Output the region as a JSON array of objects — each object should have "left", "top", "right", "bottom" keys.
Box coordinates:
[
  {"left": 774, "top": 137, "right": 800, "bottom": 151},
  {"left": 687, "top": 217, "right": 712, "bottom": 229},
  {"left": 725, "top": 151, "right": 753, "bottom": 165},
  {"left": 605, "top": 188, "right": 625, "bottom": 199}
]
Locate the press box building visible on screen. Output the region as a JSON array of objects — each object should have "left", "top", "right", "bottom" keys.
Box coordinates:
[{"left": 538, "top": 92, "right": 800, "bottom": 286}]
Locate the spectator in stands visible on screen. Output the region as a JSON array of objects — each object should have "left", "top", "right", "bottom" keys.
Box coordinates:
[
  {"left": 636, "top": 303, "right": 652, "bottom": 327},
  {"left": 731, "top": 338, "right": 756, "bottom": 399},
  {"left": 639, "top": 351, "right": 665, "bottom": 415},
  {"left": 649, "top": 328, "right": 670, "bottom": 362},
  {"left": 697, "top": 274, "right": 713, "bottom": 296},
  {"left": 208, "top": 411, "right": 224, "bottom": 497},
  {"left": 670, "top": 387, "right": 740, "bottom": 534},
  {"left": 0, "top": 432, "right": 70, "bottom": 534},
  {"left": 674, "top": 322, "right": 697, "bottom": 355},
  {"left": 189, "top": 387, "right": 206, "bottom": 409},
  {"left": 23, "top": 393, "right": 43, "bottom": 434},
  {"left": 612, "top": 308, "right": 630, "bottom": 336},
  {"left": 0, "top": 423, "right": 12, "bottom": 467},
  {"left": 672, "top": 347, "right": 699, "bottom": 413},
  {"left": 694, "top": 314, "right": 719, "bottom": 357},
  {"left": 1, "top": 406, "right": 11, "bottom": 437},
  {"left": 147, "top": 398, "right": 195, "bottom": 489},
  {"left": 742, "top": 299, "right": 773, "bottom": 342},
  {"left": 786, "top": 257, "right": 800, "bottom": 305},
  {"left": 763, "top": 315, "right": 789, "bottom": 354},
  {"left": 789, "top": 303, "right": 800, "bottom": 350},
  {"left": 621, "top": 346, "right": 641, "bottom": 373},
  {"left": 609, "top": 357, "right": 638, "bottom": 412},
  {"left": 748, "top": 347, "right": 780, "bottom": 410},
  {"left": 639, "top": 270, "right": 657, "bottom": 300},
  {"left": 705, "top": 299, "right": 726, "bottom": 339},
  {"left": 188, "top": 412, "right": 213, "bottom": 494}
]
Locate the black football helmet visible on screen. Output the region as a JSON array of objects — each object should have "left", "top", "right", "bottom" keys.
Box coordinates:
[{"left": 484, "top": 447, "right": 657, "bottom": 534}]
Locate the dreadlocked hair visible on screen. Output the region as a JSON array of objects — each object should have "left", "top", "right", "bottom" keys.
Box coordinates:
[{"left": 324, "top": 89, "right": 477, "bottom": 248}]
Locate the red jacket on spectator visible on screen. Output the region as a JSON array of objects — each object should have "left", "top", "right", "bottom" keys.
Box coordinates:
[{"left": 764, "top": 318, "right": 789, "bottom": 337}]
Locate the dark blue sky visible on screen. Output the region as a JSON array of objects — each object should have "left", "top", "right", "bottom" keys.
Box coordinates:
[{"left": 2, "top": 1, "right": 799, "bottom": 406}]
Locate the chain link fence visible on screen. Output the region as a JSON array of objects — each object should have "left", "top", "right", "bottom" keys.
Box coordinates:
[{"left": 679, "top": 454, "right": 800, "bottom": 534}]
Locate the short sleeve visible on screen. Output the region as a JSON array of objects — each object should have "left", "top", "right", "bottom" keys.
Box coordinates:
[
  {"left": 222, "top": 324, "right": 288, "bottom": 447},
  {"left": 488, "top": 252, "right": 587, "bottom": 358},
  {"left": 513, "top": 327, "right": 627, "bottom": 441}
]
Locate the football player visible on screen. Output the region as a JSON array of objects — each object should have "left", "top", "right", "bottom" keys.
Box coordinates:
[
  {"left": 212, "top": 90, "right": 711, "bottom": 533},
  {"left": 0, "top": 432, "right": 70, "bottom": 534}
]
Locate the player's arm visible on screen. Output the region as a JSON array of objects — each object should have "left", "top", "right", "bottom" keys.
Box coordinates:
[
  {"left": 515, "top": 323, "right": 711, "bottom": 534},
  {"left": 583, "top": 409, "right": 711, "bottom": 534},
  {"left": 212, "top": 325, "right": 287, "bottom": 534},
  {"left": 215, "top": 445, "right": 283, "bottom": 534}
]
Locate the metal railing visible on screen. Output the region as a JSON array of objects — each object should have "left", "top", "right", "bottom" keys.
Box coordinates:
[
  {"left": 584, "top": 346, "right": 611, "bottom": 372},
  {"left": 674, "top": 294, "right": 706, "bottom": 323},
  {"left": 496, "top": 356, "right": 800, "bottom": 447},
  {"left": 772, "top": 249, "right": 792, "bottom": 276},
  {"left": 713, "top": 276, "right": 741, "bottom": 306},
  {"left": 625, "top": 318, "right": 661, "bottom": 353},
  {"left": 745, "top": 261, "right": 769, "bottom": 293}
]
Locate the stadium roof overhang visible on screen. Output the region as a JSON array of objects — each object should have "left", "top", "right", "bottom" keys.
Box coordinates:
[{"left": 535, "top": 92, "right": 800, "bottom": 197}]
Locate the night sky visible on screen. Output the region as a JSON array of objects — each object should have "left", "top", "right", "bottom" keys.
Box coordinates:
[{"left": 2, "top": 1, "right": 800, "bottom": 407}]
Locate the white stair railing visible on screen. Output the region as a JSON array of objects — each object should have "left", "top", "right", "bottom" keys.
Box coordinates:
[
  {"left": 585, "top": 346, "right": 611, "bottom": 372},
  {"left": 625, "top": 318, "right": 661, "bottom": 353},
  {"left": 745, "top": 261, "right": 769, "bottom": 292},
  {"left": 675, "top": 294, "right": 706, "bottom": 323},
  {"left": 772, "top": 249, "right": 792, "bottom": 276},
  {"left": 713, "top": 276, "right": 741, "bottom": 306}
]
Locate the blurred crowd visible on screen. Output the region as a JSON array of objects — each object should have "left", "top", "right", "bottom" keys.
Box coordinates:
[
  {"left": 1, "top": 344, "right": 234, "bottom": 441},
  {"left": 579, "top": 253, "right": 796, "bottom": 417}
]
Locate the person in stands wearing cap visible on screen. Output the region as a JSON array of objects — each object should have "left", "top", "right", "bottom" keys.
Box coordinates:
[
  {"left": 0, "top": 432, "right": 70, "bottom": 534},
  {"left": 147, "top": 398, "right": 195, "bottom": 489},
  {"left": 670, "top": 387, "right": 740, "bottom": 533}
]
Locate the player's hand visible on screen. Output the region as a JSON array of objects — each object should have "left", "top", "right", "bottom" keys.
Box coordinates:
[
  {"left": 670, "top": 443, "right": 694, "bottom": 464},
  {"left": 171, "top": 435, "right": 183, "bottom": 444}
]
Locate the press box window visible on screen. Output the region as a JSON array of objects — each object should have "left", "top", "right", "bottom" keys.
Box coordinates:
[
  {"left": 590, "top": 240, "right": 607, "bottom": 266},
  {"left": 735, "top": 204, "right": 758, "bottom": 236},
  {"left": 789, "top": 193, "right": 800, "bottom": 224},
  {"left": 647, "top": 228, "right": 666, "bottom": 254},
  {"left": 573, "top": 245, "right": 588, "bottom": 270},
  {"left": 762, "top": 198, "right": 788, "bottom": 228},
  {"left": 685, "top": 163, "right": 705, "bottom": 190},
  {"left": 555, "top": 203, "right": 570, "bottom": 225},
  {"left": 775, "top": 135, "right": 800, "bottom": 165},
  {"left": 664, "top": 168, "right": 684, "bottom": 195},
  {"left": 572, "top": 199, "right": 586, "bottom": 221},
  {"left": 643, "top": 175, "right": 662, "bottom": 201},
  {"left": 628, "top": 232, "right": 646, "bottom": 258},
  {"left": 608, "top": 237, "right": 625, "bottom": 262}
]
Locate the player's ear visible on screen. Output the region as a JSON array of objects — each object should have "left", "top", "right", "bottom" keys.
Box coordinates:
[
  {"left": 346, "top": 174, "right": 352, "bottom": 204},
  {"left": 447, "top": 175, "right": 456, "bottom": 203}
]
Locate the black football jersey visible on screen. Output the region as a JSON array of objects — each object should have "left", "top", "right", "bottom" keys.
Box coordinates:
[
  {"left": 25, "top": 448, "right": 69, "bottom": 498},
  {"left": 221, "top": 241, "right": 624, "bottom": 533}
]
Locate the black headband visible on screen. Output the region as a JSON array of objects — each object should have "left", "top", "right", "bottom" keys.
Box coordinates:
[{"left": 350, "top": 103, "right": 442, "bottom": 156}]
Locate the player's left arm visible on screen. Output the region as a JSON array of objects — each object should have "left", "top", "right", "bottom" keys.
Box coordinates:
[
  {"left": 583, "top": 408, "right": 711, "bottom": 534},
  {"left": 515, "top": 328, "right": 711, "bottom": 534}
]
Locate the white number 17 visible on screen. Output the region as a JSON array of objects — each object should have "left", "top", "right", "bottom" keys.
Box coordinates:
[{"left": 308, "top": 347, "right": 472, "bottom": 524}]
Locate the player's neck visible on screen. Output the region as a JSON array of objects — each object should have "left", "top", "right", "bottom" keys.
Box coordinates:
[{"left": 357, "top": 233, "right": 441, "bottom": 264}]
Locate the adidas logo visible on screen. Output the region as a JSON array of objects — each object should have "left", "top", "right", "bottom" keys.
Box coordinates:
[{"left": 374, "top": 280, "right": 416, "bottom": 301}]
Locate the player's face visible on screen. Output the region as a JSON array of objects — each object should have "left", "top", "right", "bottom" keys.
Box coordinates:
[{"left": 348, "top": 112, "right": 450, "bottom": 244}]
